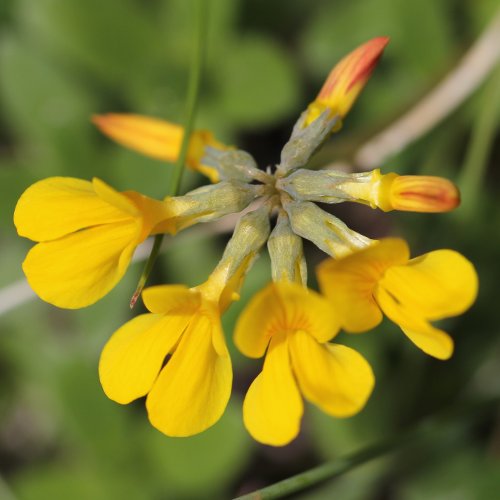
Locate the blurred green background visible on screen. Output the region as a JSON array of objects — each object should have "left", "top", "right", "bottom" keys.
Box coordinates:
[{"left": 1, "top": 0, "right": 500, "bottom": 498}]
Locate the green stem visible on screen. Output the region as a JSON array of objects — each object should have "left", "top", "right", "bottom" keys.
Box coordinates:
[
  {"left": 457, "top": 65, "right": 500, "bottom": 221},
  {"left": 130, "top": 0, "right": 208, "bottom": 308},
  {"left": 234, "top": 396, "right": 499, "bottom": 500}
]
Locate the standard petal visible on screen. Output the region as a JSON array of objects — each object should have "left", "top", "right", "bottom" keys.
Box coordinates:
[
  {"left": 317, "top": 239, "right": 409, "bottom": 332},
  {"left": 243, "top": 333, "right": 303, "bottom": 446},
  {"left": 99, "top": 313, "right": 189, "bottom": 404},
  {"left": 289, "top": 331, "right": 374, "bottom": 417},
  {"left": 14, "top": 177, "right": 131, "bottom": 242},
  {"left": 23, "top": 220, "right": 140, "bottom": 308},
  {"left": 235, "top": 282, "right": 340, "bottom": 358},
  {"left": 234, "top": 283, "right": 281, "bottom": 358},
  {"left": 380, "top": 249, "right": 478, "bottom": 321},
  {"left": 146, "top": 312, "right": 232, "bottom": 437},
  {"left": 275, "top": 282, "right": 340, "bottom": 343},
  {"left": 375, "top": 286, "right": 454, "bottom": 359}
]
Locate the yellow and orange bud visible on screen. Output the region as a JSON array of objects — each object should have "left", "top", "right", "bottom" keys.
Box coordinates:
[
  {"left": 377, "top": 174, "right": 460, "bottom": 213},
  {"left": 304, "top": 37, "right": 389, "bottom": 127},
  {"left": 92, "top": 113, "right": 229, "bottom": 183}
]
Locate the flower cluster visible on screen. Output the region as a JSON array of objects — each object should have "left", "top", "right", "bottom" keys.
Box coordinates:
[{"left": 15, "top": 37, "right": 478, "bottom": 446}]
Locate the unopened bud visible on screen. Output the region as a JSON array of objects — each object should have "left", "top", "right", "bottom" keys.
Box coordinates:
[
  {"left": 158, "top": 181, "right": 262, "bottom": 234},
  {"left": 201, "top": 147, "right": 270, "bottom": 183},
  {"left": 206, "top": 204, "right": 272, "bottom": 309},
  {"left": 268, "top": 212, "right": 307, "bottom": 285},
  {"left": 303, "top": 37, "right": 389, "bottom": 127},
  {"left": 92, "top": 113, "right": 228, "bottom": 182},
  {"left": 278, "top": 168, "right": 380, "bottom": 206},
  {"left": 377, "top": 174, "right": 460, "bottom": 213},
  {"left": 277, "top": 111, "right": 339, "bottom": 177},
  {"left": 283, "top": 199, "right": 373, "bottom": 258}
]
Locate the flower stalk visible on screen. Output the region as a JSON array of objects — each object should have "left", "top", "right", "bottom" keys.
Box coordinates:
[{"left": 131, "top": 0, "right": 209, "bottom": 307}]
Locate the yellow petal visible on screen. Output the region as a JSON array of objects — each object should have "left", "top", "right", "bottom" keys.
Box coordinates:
[
  {"left": 375, "top": 286, "right": 454, "bottom": 359},
  {"left": 235, "top": 282, "right": 339, "bottom": 358},
  {"left": 317, "top": 239, "right": 409, "bottom": 332},
  {"left": 14, "top": 177, "right": 131, "bottom": 242},
  {"left": 289, "top": 331, "right": 374, "bottom": 417},
  {"left": 146, "top": 312, "right": 232, "bottom": 436},
  {"left": 401, "top": 326, "right": 454, "bottom": 361},
  {"left": 142, "top": 285, "right": 200, "bottom": 314},
  {"left": 304, "top": 37, "right": 389, "bottom": 126},
  {"left": 99, "top": 313, "right": 189, "bottom": 404},
  {"left": 243, "top": 333, "right": 303, "bottom": 446},
  {"left": 122, "top": 191, "right": 176, "bottom": 236},
  {"left": 93, "top": 113, "right": 184, "bottom": 162},
  {"left": 23, "top": 220, "right": 140, "bottom": 308},
  {"left": 92, "top": 177, "right": 139, "bottom": 217},
  {"left": 274, "top": 281, "right": 340, "bottom": 342},
  {"left": 92, "top": 113, "right": 222, "bottom": 181},
  {"left": 380, "top": 249, "right": 478, "bottom": 321},
  {"left": 233, "top": 282, "right": 277, "bottom": 358}
]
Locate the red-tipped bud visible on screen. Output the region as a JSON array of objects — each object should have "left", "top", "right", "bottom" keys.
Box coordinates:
[
  {"left": 382, "top": 175, "right": 460, "bottom": 213},
  {"left": 304, "top": 37, "right": 389, "bottom": 126}
]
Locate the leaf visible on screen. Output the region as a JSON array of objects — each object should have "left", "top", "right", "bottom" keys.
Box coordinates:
[
  {"left": 141, "top": 399, "right": 252, "bottom": 498},
  {"left": 214, "top": 35, "right": 300, "bottom": 127}
]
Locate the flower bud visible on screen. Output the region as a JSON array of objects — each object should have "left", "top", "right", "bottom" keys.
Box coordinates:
[
  {"left": 268, "top": 212, "right": 307, "bottom": 285},
  {"left": 278, "top": 168, "right": 379, "bottom": 205},
  {"left": 303, "top": 37, "right": 389, "bottom": 127},
  {"left": 92, "top": 113, "right": 228, "bottom": 182},
  {"left": 283, "top": 199, "right": 373, "bottom": 258},
  {"left": 277, "top": 111, "right": 339, "bottom": 176},
  {"left": 201, "top": 203, "right": 271, "bottom": 309},
  {"left": 157, "top": 181, "right": 263, "bottom": 234},
  {"left": 377, "top": 175, "right": 460, "bottom": 213},
  {"left": 201, "top": 147, "right": 270, "bottom": 183}
]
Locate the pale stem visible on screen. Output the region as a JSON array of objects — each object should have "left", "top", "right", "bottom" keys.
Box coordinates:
[{"left": 353, "top": 11, "right": 500, "bottom": 170}]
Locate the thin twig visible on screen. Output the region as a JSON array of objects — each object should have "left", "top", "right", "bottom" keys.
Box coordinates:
[
  {"left": 130, "top": 0, "right": 209, "bottom": 306},
  {"left": 234, "top": 396, "right": 500, "bottom": 500},
  {"left": 354, "top": 11, "right": 500, "bottom": 170}
]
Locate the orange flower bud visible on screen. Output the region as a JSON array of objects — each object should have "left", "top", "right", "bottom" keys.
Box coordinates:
[
  {"left": 380, "top": 175, "right": 460, "bottom": 213},
  {"left": 304, "top": 37, "right": 389, "bottom": 126},
  {"left": 92, "top": 113, "right": 227, "bottom": 182}
]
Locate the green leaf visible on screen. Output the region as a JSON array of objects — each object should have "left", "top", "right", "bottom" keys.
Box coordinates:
[
  {"left": 16, "top": 0, "right": 160, "bottom": 87},
  {"left": 141, "top": 399, "right": 252, "bottom": 498},
  {"left": 0, "top": 33, "right": 96, "bottom": 176},
  {"left": 214, "top": 35, "right": 300, "bottom": 127}
]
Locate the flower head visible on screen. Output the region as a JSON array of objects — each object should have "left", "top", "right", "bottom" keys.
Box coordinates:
[
  {"left": 14, "top": 36, "right": 478, "bottom": 446},
  {"left": 14, "top": 177, "right": 172, "bottom": 308},
  {"left": 235, "top": 281, "right": 374, "bottom": 446},
  {"left": 317, "top": 238, "right": 478, "bottom": 360}
]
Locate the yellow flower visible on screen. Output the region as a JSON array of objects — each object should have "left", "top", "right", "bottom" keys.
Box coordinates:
[
  {"left": 234, "top": 281, "right": 374, "bottom": 446},
  {"left": 14, "top": 177, "right": 172, "bottom": 309},
  {"left": 93, "top": 113, "right": 230, "bottom": 183},
  {"left": 317, "top": 238, "right": 478, "bottom": 360},
  {"left": 100, "top": 204, "right": 271, "bottom": 436},
  {"left": 99, "top": 279, "right": 232, "bottom": 437},
  {"left": 303, "top": 36, "right": 389, "bottom": 127}
]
